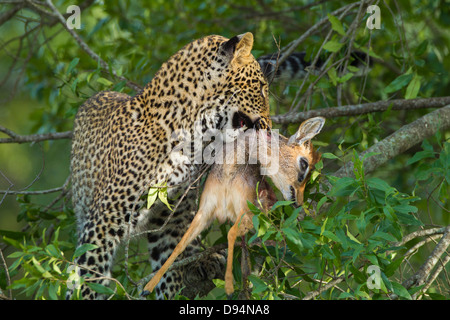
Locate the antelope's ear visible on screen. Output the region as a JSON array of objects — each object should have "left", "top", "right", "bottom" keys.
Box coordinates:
[
  {"left": 221, "top": 32, "right": 254, "bottom": 68},
  {"left": 288, "top": 117, "right": 325, "bottom": 146}
]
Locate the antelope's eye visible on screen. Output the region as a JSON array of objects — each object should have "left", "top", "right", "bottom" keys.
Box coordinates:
[{"left": 299, "top": 157, "right": 309, "bottom": 172}]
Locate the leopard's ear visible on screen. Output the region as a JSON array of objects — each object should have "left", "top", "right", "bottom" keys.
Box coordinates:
[{"left": 221, "top": 32, "right": 254, "bottom": 68}]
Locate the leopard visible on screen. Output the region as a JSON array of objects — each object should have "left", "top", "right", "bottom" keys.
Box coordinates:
[{"left": 69, "top": 32, "right": 272, "bottom": 300}]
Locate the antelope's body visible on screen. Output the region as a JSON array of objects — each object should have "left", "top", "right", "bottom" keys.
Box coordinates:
[{"left": 143, "top": 117, "right": 325, "bottom": 297}]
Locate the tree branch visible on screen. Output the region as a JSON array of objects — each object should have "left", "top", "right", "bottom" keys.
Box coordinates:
[
  {"left": 0, "top": 125, "right": 72, "bottom": 144},
  {"left": 334, "top": 104, "right": 450, "bottom": 178},
  {"left": 0, "top": 176, "right": 70, "bottom": 195},
  {"left": 392, "top": 227, "right": 448, "bottom": 249},
  {"left": 0, "top": 2, "right": 25, "bottom": 27},
  {"left": 272, "top": 96, "right": 450, "bottom": 124},
  {"left": 402, "top": 226, "right": 450, "bottom": 293}
]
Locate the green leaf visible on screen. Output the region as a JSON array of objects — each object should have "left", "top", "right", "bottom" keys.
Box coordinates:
[
  {"left": 158, "top": 187, "right": 173, "bottom": 211},
  {"left": 347, "top": 65, "right": 360, "bottom": 73},
  {"left": 73, "top": 243, "right": 98, "bottom": 259},
  {"left": 48, "top": 282, "right": 60, "bottom": 300},
  {"left": 395, "top": 212, "right": 423, "bottom": 226},
  {"left": 337, "top": 72, "right": 354, "bottom": 83},
  {"left": 349, "top": 264, "right": 365, "bottom": 283},
  {"left": 328, "top": 177, "right": 359, "bottom": 197},
  {"left": 146, "top": 186, "right": 159, "bottom": 209},
  {"left": 327, "top": 66, "right": 337, "bottom": 86},
  {"left": 323, "top": 40, "right": 344, "bottom": 53},
  {"left": 415, "top": 40, "right": 428, "bottom": 56},
  {"left": 406, "top": 150, "right": 435, "bottom": 165},
  {"left": 328, "top": 14, "right": 345, "bottom": 35},
  {"left": 316, "top": 196, "right": 328, "bottom": 211},
  {"left": 2, "top": 236, "right": 22, "bottom": 249},
  {"left": 270, "top": 200, "right": 294, "bottom": 211},
  {"left": 247, "top": 200, "right": 261, "bottom": 215},
  {"left": 366, "top": 177, "right": 392, "bottom": 192},
  {"left": 361, "top": 152, "right": 381, "bottom": 163},
  {"left": 384, "top": 257, "right": 404, "bottom": 277},
  {"left": 97, "top": 77, "right": 113, "bottom": 87},
  {"left": 346, "top": 225, "right": 361, "bottom": 244},
  {"left": 352, "top": 244, "right": 364, "bottom": 263},
  {"left": 320, "top": 245, "right": 336, "bottom": 260},
  {"left": 335, "top": 229, "right": 349, "bottom": 250},
  {"left": 7, "top": 251, "right": 25, "bottom": 259},
  {"left": 322, "top": 152, "right": 339, "bottom": 160},
  {"left": 371, "top": 231, "right": 397, "bottom": 242},
  {"left": 0, "top": 229, "right": 27, "bottom": 240},
  {"left": 283, "top": 208, "right": 299, "bottom": 228},
  {"left": 391, "top": 282, "right": 412, "bottom": 300},
  {"left": 383, "top": 73, "right": 413, "bottom": 94},
  {"left": 32, "top": 256, "right": 46, "bottom": 274},
  {"left": 405, "top": 73, "right": 421, "bottom": 99},
  {"left": 45, "top": 244, "right": 63, "bottom": 259},
  {"left": 365, "top": 254, "right": 378, "bottom": 266},
  {"left": 322, "top": 230, "right": 341, "bottom": 244},
  {"left": 248, "top": 275, "right": 267, "bottom": 294},
  {"left": 427, "top": 293, "right": 446, "bottom": 300},
  {"left": 283, "top": 227, "right": 304, "bottom": 257},
  {"left": 87, "top": 282, "right": 115, "bottom": 295},
  {"left": 67, "top": 57, "right": 80, "bottom": 75},
  {"left": 256, "top": 215, "right": 271, "bottom": 237}
]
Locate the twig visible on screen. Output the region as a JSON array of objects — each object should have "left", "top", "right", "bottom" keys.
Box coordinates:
[
  {"left": 0, "top": 248, "right": 12, "bottom": 299},
  {"left": 302, "top": 265, "right": 365, "bottom": 300},
  {"left": 0, "top": 125, "right": 72, "bottom": 143},
  {"left": 0, "top": 181, "right": 68, "bottom": 195},
  {"left": 0, "top": 2, "right": 25, "bottom": 27},
  {"left": 403, "top": 235, "right": 443, "bottom": 259}
]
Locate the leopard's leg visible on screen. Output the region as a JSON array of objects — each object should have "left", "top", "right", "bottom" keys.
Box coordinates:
[
  {"left": 146, "top": 193, "right": 225, "bottom": 299},
  {"left": 67, "top": 211, "right": 130, "bottom": 300}
]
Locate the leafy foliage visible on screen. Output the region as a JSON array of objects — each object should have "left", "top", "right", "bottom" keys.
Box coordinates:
[{"left": 0, "top": 0, "right": 449, "bottom": 300}]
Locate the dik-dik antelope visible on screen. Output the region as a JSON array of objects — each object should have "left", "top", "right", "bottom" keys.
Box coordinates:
[{"left": 142, "top": 117, "right": 325, "bottom": 297}]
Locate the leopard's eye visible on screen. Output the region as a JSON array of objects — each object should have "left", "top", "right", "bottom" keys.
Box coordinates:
[{"left": 260, "top": 81, "right": 267, "bottom": 98}]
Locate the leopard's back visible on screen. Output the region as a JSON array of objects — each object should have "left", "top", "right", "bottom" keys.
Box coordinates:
[{"left": 71, "top": 91, "right": 131, "bottom": 229}]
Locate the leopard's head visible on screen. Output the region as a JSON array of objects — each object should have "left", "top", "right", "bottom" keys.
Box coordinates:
[{"left": 154, "top": 33, "right": 271, "bottom": 141}]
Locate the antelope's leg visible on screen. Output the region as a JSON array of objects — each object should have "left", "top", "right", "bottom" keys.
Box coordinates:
[
  {"left": 240, "top": 235, "right": 251, "bottom": 299},
  {"left": 225, "top": 213, "right": 253, "bottom": 296}
]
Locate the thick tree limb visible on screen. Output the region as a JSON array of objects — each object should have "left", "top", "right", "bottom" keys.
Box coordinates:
[{"left": 272, "top": 96, "right": 450, "bottom": 124}]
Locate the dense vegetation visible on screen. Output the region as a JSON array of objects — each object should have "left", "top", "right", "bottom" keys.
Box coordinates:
[{"left": 0, "top": 0, "right": 449, "bottom": 300}]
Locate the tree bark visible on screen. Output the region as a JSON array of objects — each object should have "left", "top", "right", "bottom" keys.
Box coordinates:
[{"left": 271, "top": 97, "right": 450, "bottom": 124}]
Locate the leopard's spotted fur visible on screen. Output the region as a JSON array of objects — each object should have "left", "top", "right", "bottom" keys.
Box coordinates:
[{"left": 69, "top": 33, "right": 271, "bottom": 299}]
